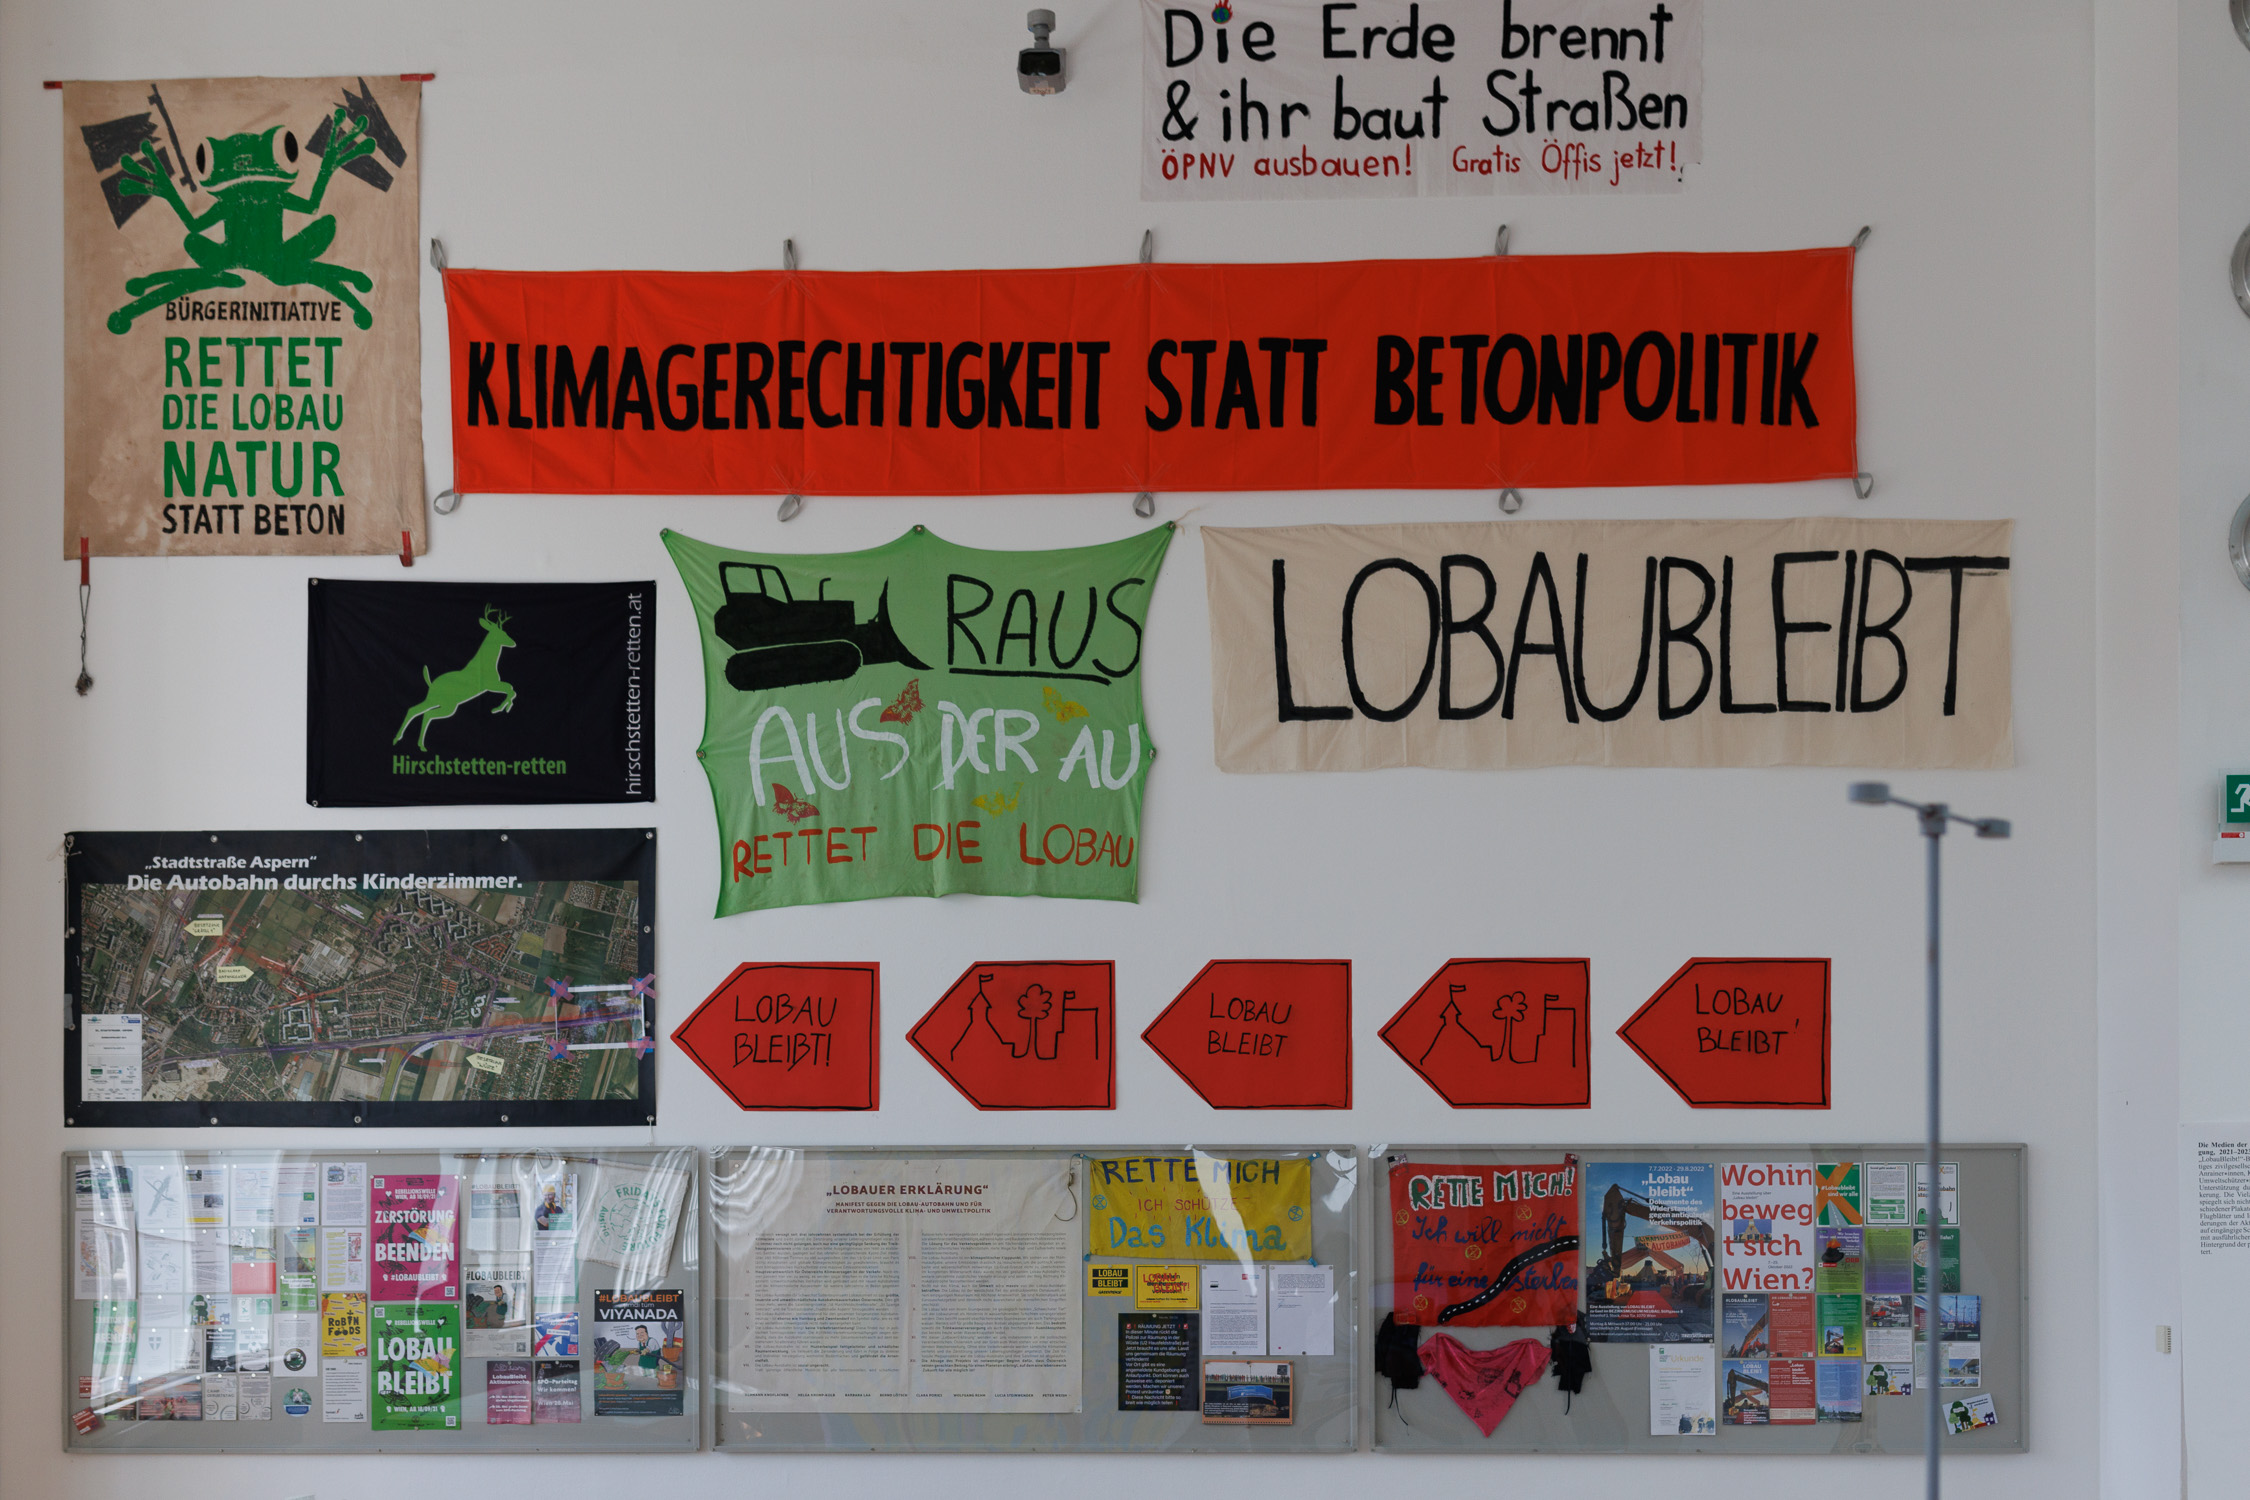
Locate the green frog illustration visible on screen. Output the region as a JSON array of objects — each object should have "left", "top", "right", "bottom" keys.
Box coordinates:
[{"left": 106, "top": 108, "right": 379, "bottom": 334}]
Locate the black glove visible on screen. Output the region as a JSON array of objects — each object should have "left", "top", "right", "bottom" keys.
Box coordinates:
[
  {"left": 1375, "top": 1312, "right": 1424, "bottom": 1390},
  {"left": 1550, "top": 1317, "right": 1593, "bottom": 1410}
]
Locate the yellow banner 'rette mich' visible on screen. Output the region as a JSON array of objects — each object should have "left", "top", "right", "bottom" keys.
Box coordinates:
[
  {"left": 1204, "top": 518, "right": 2013, "bottom": 771},
  {"left": 62, "top": 76, "right": 423, "bottom": 556},
  {"left": 1087, "top": 1155, "right": 1313, "bottom": 1261}
]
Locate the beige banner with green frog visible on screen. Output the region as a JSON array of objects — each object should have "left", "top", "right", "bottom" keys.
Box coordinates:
[{"left": 62, "top": 76, "right": 423, "bottom": 556}]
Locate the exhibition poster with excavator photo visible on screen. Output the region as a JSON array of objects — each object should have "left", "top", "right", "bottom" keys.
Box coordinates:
[
  {"left": 1582, "top": 1162, "right": 1715, "bottom": 1343},
  {"left": 664, "top": 524, "right": 1171, "bottom": 915},
  {"left": 61, "top": 76, "right": 423, "bottom": 557}
]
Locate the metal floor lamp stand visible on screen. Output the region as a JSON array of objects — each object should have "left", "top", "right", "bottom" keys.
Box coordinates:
[{"left": 1848, "top": 783, "right": 2010, "bottom": 1499}]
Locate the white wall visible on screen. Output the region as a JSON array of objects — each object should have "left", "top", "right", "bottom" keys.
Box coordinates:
[
  {"left": 2174, "top": 0, "right": 2250, "bottom": 1491},
  {"left": 0, "top": 2, "right": 2108, "bottom": 1496},
  {"left": 2096, "top": 0, "right": 2182, "bottom": 1493}
]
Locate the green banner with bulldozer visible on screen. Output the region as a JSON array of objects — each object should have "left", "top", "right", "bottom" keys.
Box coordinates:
[{"left": 664, "top": 524, "right": 1173, "bottom": 916}]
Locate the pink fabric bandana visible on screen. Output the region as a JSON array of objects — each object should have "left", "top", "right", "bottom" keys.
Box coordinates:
[{"left": 1418, "top": 1332, "right": 1552, "bottom": 1436}]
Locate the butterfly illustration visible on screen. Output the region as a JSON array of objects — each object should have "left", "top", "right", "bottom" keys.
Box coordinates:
[
  {"left": 772, "top": 783, "right": 821, "bottom": 822},
  {"left": 881, "top": 679, "right": 924, "bottom": 724},
  {"left": 1042, "top": 685, "right": 1088, "bottom": 722},
  {"left": 972, "top": 782, "right": 1023, "bottom": 815}
]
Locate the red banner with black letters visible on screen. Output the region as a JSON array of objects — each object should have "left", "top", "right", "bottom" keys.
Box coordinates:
[
  {"left": 1391, "top": 1158, "right": 1581, "bottom": 1327},
  {"left": 443, "top": 249, "right": 1855, "bottom": 495}
]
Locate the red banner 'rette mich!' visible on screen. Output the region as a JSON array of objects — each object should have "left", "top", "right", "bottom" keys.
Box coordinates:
[{"left": 442, "top": 249, "right": 1856, "bottom": 496}]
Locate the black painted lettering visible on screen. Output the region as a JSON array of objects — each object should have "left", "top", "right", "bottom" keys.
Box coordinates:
[
  {"left": 1850, "top": 549, "right": 1912, "bottom": 712},
  {"left": 1573, "top": 554, "right": 1656, "bottom": 721},
  {"left": 1659, "top": 557, "right": 1716, "bottom": 719},
  {"left": 1341, "top": 558, "right": 1440, "bottom": 721},
  {"left": 1503, "top": 551, "right": 1579, "bottom": 721},
  {"left": 1273, "top": 559, "right": 1351, "bottom": 721},
  {"left": 1439, "top": 554, "right": 1505, "bottom": 719},
  {"left": 1771, "top": 551, "right": 1838, "bottom": 712}
]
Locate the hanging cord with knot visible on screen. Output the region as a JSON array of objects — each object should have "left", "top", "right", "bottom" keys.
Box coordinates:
[{"left": 75, "top": 538, "right": 93, "bottom": 695}]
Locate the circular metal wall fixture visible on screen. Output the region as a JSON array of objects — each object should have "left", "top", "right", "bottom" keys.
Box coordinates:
[
  {"left": 2235, "top": 0, "right": 2250, "bottom": 49},
  {"left": 2233, "top": 224, "right": 2250, "bottom": 317},
  {"left": 2228, "top": 493, "right": 2250, "bottom": 590}
]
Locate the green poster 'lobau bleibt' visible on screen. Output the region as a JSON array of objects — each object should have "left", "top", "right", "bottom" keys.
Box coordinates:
[
  {"left": 664, "top": 524, "right": 1172, "bottom": 916},
  {"left": 371, "top": 1301, "right": 460, "bottom": 1430}
]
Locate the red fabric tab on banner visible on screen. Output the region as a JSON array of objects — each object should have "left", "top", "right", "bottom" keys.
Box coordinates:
[{"left": 444, "top": 250, "right": 1855, "bottom": 495}]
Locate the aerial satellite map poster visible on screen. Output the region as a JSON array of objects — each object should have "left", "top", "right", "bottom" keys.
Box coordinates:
[{"left": 64, "top": 828, "right": 656, "bottom": 1127}]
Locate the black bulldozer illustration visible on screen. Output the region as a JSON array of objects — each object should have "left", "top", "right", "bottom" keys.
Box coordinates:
[{"left": 713, "top": 562, "right": 931, "bottom": 691}]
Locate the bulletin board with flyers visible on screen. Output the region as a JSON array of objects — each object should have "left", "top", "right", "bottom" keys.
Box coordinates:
[
  {"left": 707, "top": 1145, "right": 1358, "bottom": 1453},
  {"left": 1370, "top": 1144, "right": 2026, "bottom": 1455},
  {"left": 62, "top": 1147, "right": 700, "bottom": 1453}
]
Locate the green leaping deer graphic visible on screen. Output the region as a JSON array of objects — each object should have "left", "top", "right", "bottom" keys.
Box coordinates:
[{"left": 396, "top": 606, "right": 517, "bottom": 752}]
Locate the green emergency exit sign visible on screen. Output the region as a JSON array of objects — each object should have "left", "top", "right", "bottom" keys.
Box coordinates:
[{"left": 2227, "top": 774, "right": 2250, "bottom": 825}]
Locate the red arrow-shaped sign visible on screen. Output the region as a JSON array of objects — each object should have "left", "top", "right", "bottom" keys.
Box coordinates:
[
  {"left": 1141, "top": 960, "right": 1351, "bottom": 1109},
  {"left": 907, "top": 961, "right": 1114, "bottom": 1109},
  {"left": 1378, "top": 958, "right": 1590, "bottom": 1108},
  {"left": 1617, "top": 958, "right": 1831, "bottom": 1108},
  {"left": 670, "top": 963, "right": 879, "bottom": 1111}
]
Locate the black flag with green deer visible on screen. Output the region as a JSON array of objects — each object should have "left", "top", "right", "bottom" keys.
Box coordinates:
[{"left": 307, "top": 579, "right": 653, "bottom": 806}]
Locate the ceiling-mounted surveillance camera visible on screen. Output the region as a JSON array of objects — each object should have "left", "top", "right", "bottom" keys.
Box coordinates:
[{"left": 1019, "top": 9, "right": 1066, "bottom": 94}]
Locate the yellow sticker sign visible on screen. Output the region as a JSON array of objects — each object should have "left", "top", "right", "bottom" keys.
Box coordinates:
[
  {"left": 185, "top": 916, "right": 224, "bottom": 938},
  {"left": 467, "top": 1053, "right": 505, "bottom": 1075},
  {"left": 1087, "top": 1264, "right": 1132, "bottom": 1297},
  {"left": 320, "top": 1292, "right": 368, "bottom": 1357},
  {"left": 1135, "top": 1264, "right": 1199, "bottom": 1309},
  {"left": 215, "top": 964, "right": 252, "bottom": 984},
  {"left": 1086, "top": 1155, "right": 1313, "bottom": 1262}
]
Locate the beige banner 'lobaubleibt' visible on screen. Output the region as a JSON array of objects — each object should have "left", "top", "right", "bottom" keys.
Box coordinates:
[{"left": 1203, "top": 519, "right": 2012, "bottom": 771}]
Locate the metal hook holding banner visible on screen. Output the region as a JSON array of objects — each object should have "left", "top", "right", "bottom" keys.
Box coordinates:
[
  {"left": 1133, "top": 492, "right": 1155, "bottom": 518},
  {"left": 428, "top": 237, "right": 448, "bottom": 272},
  {"left": 1139, "top": 229, "right": 1154, "bottom": 264},
  {"left": 1840, "top": 228, "right": 1874, "bottom": 497},
  {"left": 777, "top": 493, "right": 804, "bottom": 522},
  {"left": 1498, "top": 488, "right": 1524, "bottom": 514},
  {"left": 783, "top": 238, "right": 797, "bottom": 272},
  {"left": 432, "top": 488, "right": 462, "bottom": 515},
  {"left": 1494, "top": 224, "right": 1510, "bottom": 257}
]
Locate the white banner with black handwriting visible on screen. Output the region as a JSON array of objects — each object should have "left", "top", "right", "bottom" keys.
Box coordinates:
[
  {"left": 1204, "top": 519, "right": 2011, "bottom": 770},
  {"left": 1143, "top": 0, "right": 1702, "bottom": 199}
]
